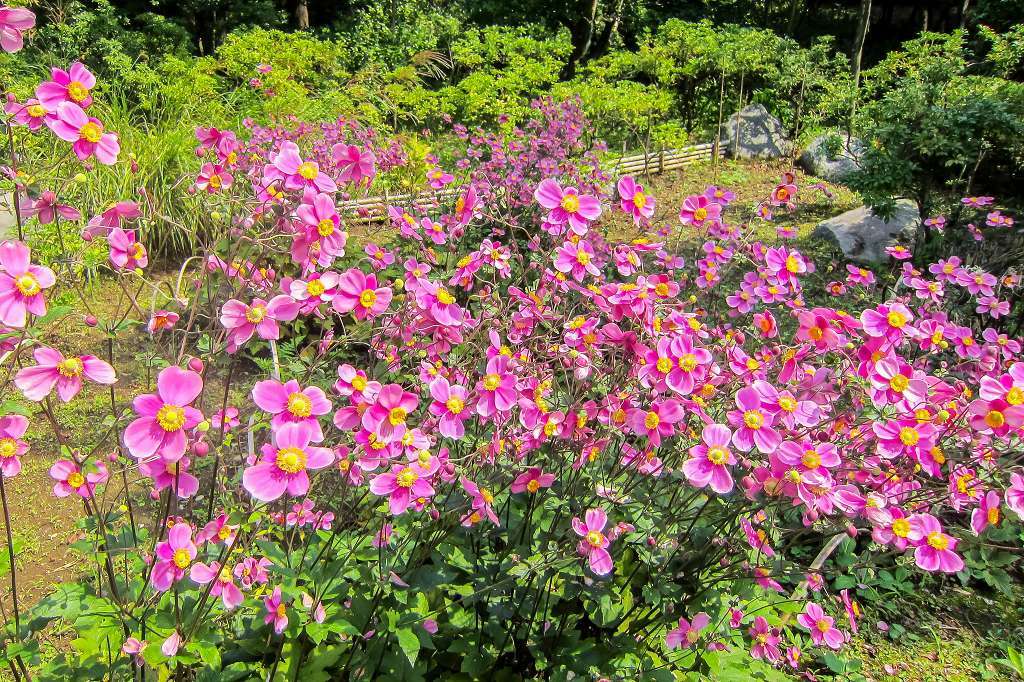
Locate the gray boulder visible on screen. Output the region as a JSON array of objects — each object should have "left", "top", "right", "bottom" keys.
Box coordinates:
[
  {"left": 813, "top": 199, "right": 920, "bottom": 264},
  {"left": 718, "top": 104, "right": 792, "bottom": 160},
  {"left": 799, "top": 133, "right": 863, "bottom": 183}
]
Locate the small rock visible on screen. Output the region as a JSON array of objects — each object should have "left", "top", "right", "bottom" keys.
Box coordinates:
[
  {"left": 719, "top": 104, "right": 793, "bottom": 160},
  {"left": 813, "top": 199, "right": 920, "bottom": 264},
  {"left": 799, "top": 132, "right": 864, "bottom": 183}
]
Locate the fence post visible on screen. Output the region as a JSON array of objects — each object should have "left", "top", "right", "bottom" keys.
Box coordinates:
[{"left": 659, "top": 148, "right": 665, "bottom": 174}]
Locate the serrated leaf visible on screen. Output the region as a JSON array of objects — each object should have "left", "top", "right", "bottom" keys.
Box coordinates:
[{"left": 396, "top": 626, "right": 420, "bottom": 666}]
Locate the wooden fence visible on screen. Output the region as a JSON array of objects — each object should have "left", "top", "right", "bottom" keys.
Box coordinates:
[{"left": 339, "top": 142, "right": 722, "bottom": 222}]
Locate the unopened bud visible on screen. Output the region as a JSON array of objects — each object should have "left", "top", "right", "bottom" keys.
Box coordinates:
[
  {"left": 188, "top": 357, "right": 204, "bottom": 373},
  {"left": 84, "top": 314, "right": 98, "bottom": 327}
]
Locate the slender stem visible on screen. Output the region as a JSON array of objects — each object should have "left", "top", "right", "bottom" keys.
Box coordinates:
[{"left": 0, "top": 475, "right": 20, "bottom": 637}]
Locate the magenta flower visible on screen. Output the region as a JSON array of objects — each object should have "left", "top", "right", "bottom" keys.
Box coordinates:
[
  {"left": 332, "top": 268, "right": 392, "bottom": 320},
  {"left": 0, "top": 6, "right": 34, "bottom": 52},
  {"left": 24, "top": 191, "right": 80, "bottom": 224},
  {"left": 572, "top": 508, "right": 613, "bottom": 575},
  {"left": 907, "top": 513, "right": 964, "bottom": 573},
  {"left": 475, "top": 355, "right": 516, "bottom": 417},
  {"left": 242, "top": 422, "right": 334, "bottom": 502},
  {"left": 195, "top": 163, "right": 233, "bottom": 193},
  {"left": 14, "top": 345, "right": 115, "bottom": 402},
  {"left": 123, "top": 366, "right": 204, "bottom": 462},
  {"left": 0, "top": 240, "right": 56, "bottom": 328},
  {"left": 968, "top": 398, "right": 1024, "bottom": 437},
  {"left": 252, "top": 378, "right": 332, "bottom": 442},
  {"left": 727, "top": 387, "right": 781, "bottom": 454},
  {"left": 666, "top": 612, "right": 709, "bottom": 649},
  {"left": 679, "top": 194, "right": 721, "bottom": 228},
  {"left": 1006, "top": 474, "right": 1024, "bottom": 519},
  {"left": 428, "top": 377, "right": 472, "bottom": 439},
  {"left": 704, "top": 186, "right": 735, "bottom": 204},
  {"left": 627, "top": 399, "right": 684, "bottom": 447},
  {"left": 5, "top": 96, "right": 48, "bottom": 130},
  {"left": 148, "top": 310, "right": 179, "bottom": 334},
  {"left": 511, "top": 467, "right": 555, "bottom": 494},
  {"left": 749, "top": 617, "right": 782, "bottom": 662},
  {"left": 683, "top": 424, "right": 736, "bottom": 494},
  {"left": 971, "top": 490, "right": 1002, "bottom": 535},
  {"left": 369, "top": 459, "right": 438, "bottom": 515},
  {"left": 108, "top": 228, "right": 148, "bottom": 270},
  {"left": 0, "top": 415, "right": 29, "bottom": 478},
  {"left": 190, "top": 561, "right": 244, "bottom": 610},
  {"left": 426, "top": 166, "right": 454, "bottom": 189},
  {"left": 770, "top": 183, "right": 797, "bottom": 206},
  {"left": 797, "top": 602, "right": 844, "bottom": 649},
  {"left": 859, "top": 302, "right": 913, "bottom": 342},
  {"left": 534, "top": 179, "right": 601, "bottom": 234},
  {"left": 333, "top": 143, "right": 376, "bottom": 186},
  {"left": 362, "top": 383, "right": 418, "bottom": 443},
  {"left": 553, "top": 239, "right": 600, "bottom": 282},
  {"left": 264, "top": 587, "right": 288, "bottom": 634},
  {"left": 234, "top": 557, "right": 271, "bottom": 589},
  {"left": 36, "top": 62, "right": 95, "bottom": 110},
  {"left": 47, "top": 102, "right": 119, "bottom": 164},
  {"left": 151, "top": 522, "right": 197, "bottom": 592},
  {"left": 220, "top": 295, "right": 300, "bottom": 353},
  {"left": 49, "top": 459, "right": 106, "bottom": 498},
  {"left": 267, "top": 141, "right": 336, "bottom": 193},
  {"left": 296, "top": 192, "right": 346, "bottom": 258},
  {"left": 617, "top": 175, "right": 655, "bottom": 223}
]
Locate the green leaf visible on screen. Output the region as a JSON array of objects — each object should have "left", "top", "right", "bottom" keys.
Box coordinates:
[{"left": 396, "top": 626, "right": 420, "bottom": 666}]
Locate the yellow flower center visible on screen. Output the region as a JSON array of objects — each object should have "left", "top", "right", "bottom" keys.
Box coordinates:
[
  {"left": 245, "top": 305, "right": 267, "bottom": 323},
  {"left": 656, "top": 357, "right": 672, "bottom": 374},
  {"left": 436, "top": 288, "right": 455, "bottom": 305},
  {"left": 676, "top": 354, "right": 697, "bottom": 372},
  {"left": 891, "top": 518, "right": 910, "bottom": 537},
  {"left": 707, "top": 446, "right": 729, "bottom": 465},
  {"left": 0, "top": 438, "right": 17, "bottom": 459},
  {"left": 886, "top": 311, "right": 907, "bottom": 328},
  {"left": 445, "top": 397, "right": 465, "bottom": 415},
  {"left": 67, "top": 81, "right": 89, "bottom": 102},
  {"left": 351, "top": 376, "right": 367, "bottom": 392},
  {"left": 632, "top": 192, "right": 647, "bottom": 209},
  {"left": 988, "top": 507, "right": 1000, "bottom": 525},
  {"left": 778, "top": 396, "right": 797, "bottom": 412},
  {"left": 693, "top": 207, "right": 708, "bottom": 221},
  {"left": 644, "top": 411, "right": 660, "bottom": 430},
  {"left": 359, "top": 289, "right": 377, "bottom": 309},
  {"left": 561, "top": 194, "right": 580, "bottom": 213},
  {"left": 585, "top": 530, "right": 604, "bottom": 548},
  {"left": 388, "top": 407, "right": 408, "bottom": 426},
  {"left": 297, "top": 162, "right": 318, "bottom": 180},
  {"left": 526, "top": 479, "right": 541, "bottom": 493},
  {"left": 208, "top": 174, "right": 222, "bottom": 189},
  {"left": 79, "top": 121, "right": 103, "bottom": 143},
  {"left": 785, "top": 255, "right": 801, "bottom": 273},
  {"left": 483, "top": 373, "right": 501, "bottom": 391},
  {"left": 132, "top": 243, "right": 146, "bottom": 260},
  {"left": 317, "top": 219, "right": 335, "bottom": 237},
  {"left": 156, "top": 405, "right": 186, "bottom": 432},
  {"left": 218, "top": 567, "right": 233, "bottom": 583},
  {"left": 898, "top": 427, "right": 919, "bottom": 446},
  {"left": 276, "top": 447, "right": 307, "bottom": 474},
  {"left": 802, "top": 450, "right": 821, "bottom": 469},
  {"left": 926, "top": 531, "right": 949, "bottom": 551},
  {"left": 276, "top": 603, "right": 287, "bottom": 618},
  {"left": 172, "top": 548, "right": 191, "bottom": 569},
  {"left": 306, "top": 280, "right": 326, "bottom": 297},
  {"left": 1006, "top": 386, "right": 1024, "bottom": 405},
  {"left": 743, "top": 410, "right": 764, "bottom": 430},
  {"left": 57, "top": 357, "right": 84, "bottom": 377},
  {"left": 816, "top": 620, "right": 831, "bottom": 633},
  {"left": 889, "top": 374, "right": 910, "bottom": 393},
  {"left": 396, "top": 466, "right": 418, "bottom": 488},
  {"left": 217, "top": 525, "right": 232, "bottom": 540},
  {"left": 287, "top": 392, "right": 312, "bottom": 418},
  {"left": 27, "top": 104, "right": 45, "bottom": 118},
  {"left": 14, "top": 273, "right": 40, "bottom": 296},
  {"left": 576, "top": 249, "right": 590, "bottom": 265},
  {"left": 985, "top": 410, "right": 1005, "bottom": 428}
]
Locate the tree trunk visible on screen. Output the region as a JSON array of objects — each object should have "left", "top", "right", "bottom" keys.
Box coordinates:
[
  {"left": 297, "top": 0, "right": 310, "bottom": 29},
  {"left": 591, "top": 0, "right": 625, "bottom": 59},
  {"left": 849, "top": 0, "right": 871, "bottom": 127},
  {"left": 960, "top": 0, "right": 970, "bottom": 28}
]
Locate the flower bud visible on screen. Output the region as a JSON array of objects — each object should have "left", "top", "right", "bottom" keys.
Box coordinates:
[
  {"left": 193, "top": 441, "right": 210, "bottom": 456},
  {"left": 73, "top": 173, "right": 87, "bottom": 183},
  {"left": 188, "top": 357, "right": 205, "bottom": 373},
  {"left": 210, "top": 211, "right": 222, "bottom": 221},
  {"left": 196, "top": 420, "right": 211, "bottom": 433},
  {"left": 84, "top": 314, "right": 98, "bottom": 327}
]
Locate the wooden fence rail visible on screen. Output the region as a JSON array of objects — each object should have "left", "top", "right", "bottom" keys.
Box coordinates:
[{"left": 339, "top": 142, "right": 722, "bottom": 222}]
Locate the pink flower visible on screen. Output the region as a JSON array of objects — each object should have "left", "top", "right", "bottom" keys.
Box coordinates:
[
  {"left": 264, "top": 587, "right": 289, "bottom": 634},
  {"left": 572, "top": 508, "right": 613, "bottom": 575},
  {"left": 0, "top": 6, "right": 34, "bottom": 52},
  {"left": 140, "top": 456, "right": 200, "bottom": 499},
  {"left": 151, "top": 523, "right": 197, "bottom": 591},
  {"left": 332, "top": 269, "right": 393, "bottom": 320},
  {"left": 36, "top": 62, "right": 95, "bottom": 110},
  {"left": 234, "top": 557, "right": 271, "bottom": 589},
  {"left": 0, "top": 415, "right": 29, "bottom": 478},
  {"left": 727, "top": 387, "right": 781, "bottom": 454},
  {"left": 242, "top": 422, "right": 334, "bottom": 502},
  {"left": 108, "top": 228, "right": 148, "bottom": 270},
  {"left": 428, "top": 377, "right": 472, "bottom": 439},
  {"left": 5, "top": 96, "right": 48, "bottom": 130},
  {"left": 161, "top": 631, "right": 181, "bottom": 657},
  {"left": 190, "top": 561, "right": 244, "bottom": 609},
  {"left": 534, "top": 179, "right": 602, "bottom": 234},
  {"left": 47, "top": 102, "right": 119, "bottom": 164},
  {"left": 666, "top": 612, "right": 709, "bottom": 649},
  {"left": 1006, "top": 473, "right": 1024, "bottom": 518},
  {"left": 475, "top": 355, "right": 516, "bottom": 417},
  {"left": 24, "top": 191, "right": 80, "bottom": 224},
  {"left": 123, "top": 366, "right": 204, "bottom": 462},
  {"left": 907, "top": 513, "right": 964, "bottom": 573},
  {"left": 860, "top": 303, "right": 914, "bottom": 342},
  {"left": 219, "top": 295, "right": 300, "bottom": 353},
  {"left": 252, "top": 378, "right": 332, "bottom": 442},
  {"left": 49, "top": 459, "right": 106, "bottom": 497},
  {"left": 362, "top": 383, "right": 418, "bottom": 444},
  {"left": 553, "top": 239, "right": 600, "bottom": 282},
  {"left": 267, "top": 141, "right": 336, "bottom": 193},
  {"left": 426, "top": 166, "right": 454, "bottom": 189},
  {"left": 704, "top": 186, "right": 735, "bottom": 204},
  {"left": 971, "top": 490, "right": 1002, "bottom": 535},
  {"left": 195, "top": 163, "right": 232, "bottom": 193},
  {"left": 617, "top": 175, "right": 655, "bottom": 223},
  {"left": 296, "top": 192, "right": 346, "bottom": 259},
  {"left": 968, "top": 398, "right": 1024, "bottom": 437},
  {"left": 797, "top": 602, "right": 844, "bottom": 649},
  {"left": 627, "top": 398, "right": 684, "bottom": 447},
  {"left": 510, "top": 467, "right": 555, "bottom": 494},
  {"left": 0, "top": 240, "right": 56, "bottom": 327},
  {"left": 679, "top": 194, "right": 721, "bottom": 227},
  {"left": 14, "top": 345, "right": 115, "bottom": 402},
  {"left": 369, "top": 459, "right": 438, "bottom": 515},
  {"left": 333, "top": 144, "right": 376, "bottom": 186},
  {"left": 148, "top": 310, "right": 179, "bottom": 334},
  {"left": 683, "top": 424, "right": 736, "bottom": 494},
  {"left": 749, "top": 616, "right": 782, "bottom": 662}
]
